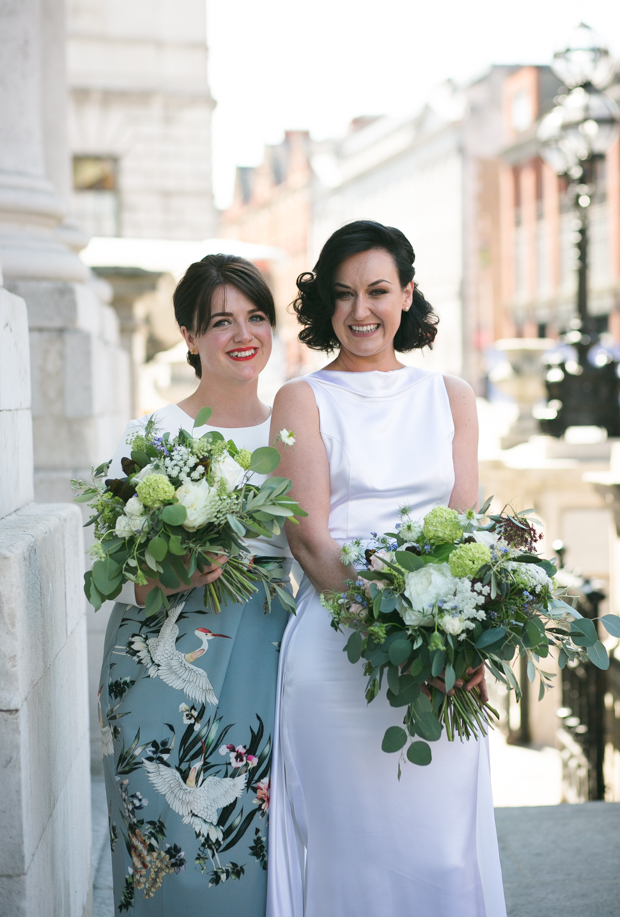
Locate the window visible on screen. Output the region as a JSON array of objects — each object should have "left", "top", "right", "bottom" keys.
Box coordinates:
[{"left": 72, "top": 156, "right": 120, "bottom": 237}]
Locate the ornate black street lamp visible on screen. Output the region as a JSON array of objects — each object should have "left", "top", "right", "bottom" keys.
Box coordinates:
[{"left": 536, "top": 24, "right": 620, "bottom": 437}]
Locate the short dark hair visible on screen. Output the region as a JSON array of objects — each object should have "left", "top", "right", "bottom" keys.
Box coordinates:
[
  {"left": 173, "top": 254, "right": 276, "bottom": 378},
  {"left": 293, "top": 220, "right": 438, "bottom": 353}
]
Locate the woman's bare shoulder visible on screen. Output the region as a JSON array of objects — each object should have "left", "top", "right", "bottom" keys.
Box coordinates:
[
  {"left": 273, "top": 377, "right": 316, "bottom": 409},
  {"left": 442, "top": 375, "right": 478, "bottom": 429}
]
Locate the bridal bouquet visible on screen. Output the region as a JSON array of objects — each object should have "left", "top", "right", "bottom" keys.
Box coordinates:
[
  {"left": 72, "top": 407, "right": 306, "bottom": 617},
  {"left": 321, "top": 499, "right": 620, "bottom": 772}
]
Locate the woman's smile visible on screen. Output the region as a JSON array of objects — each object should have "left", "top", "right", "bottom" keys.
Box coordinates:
[
  {"left": 348, "top": 323, "right": 380, "bottom": 336},
  {"left": 226, "top": 346, "right": 259, "bottom": 361}
]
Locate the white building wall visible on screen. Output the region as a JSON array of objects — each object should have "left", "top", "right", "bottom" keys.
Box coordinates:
[
  {"left": 311, "top": 119, "right": 464, "bottom": 375},
  {"left": 67, "top": 0, "right": 217, "bottom": 240}
]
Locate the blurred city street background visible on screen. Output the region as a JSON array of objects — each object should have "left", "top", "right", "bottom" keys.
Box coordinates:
[{"left": 2, "top": 1, "right": 620, "bottom": 915}]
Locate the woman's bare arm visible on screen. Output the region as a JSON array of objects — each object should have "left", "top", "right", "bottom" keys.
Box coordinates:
[
  {"left": 443, "top": 374, "right": 479, "bottom": 513},
  {"left": 270, "top": 380, "right": 351, "bottom": 594}
]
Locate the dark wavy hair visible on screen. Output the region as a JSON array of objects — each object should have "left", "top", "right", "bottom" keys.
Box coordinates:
[
  {"left": 173, "top": 254, "right": 276, "bottom": 378},
  {"left": 293, "top": 220, "right": 438, "bottom": 353}
]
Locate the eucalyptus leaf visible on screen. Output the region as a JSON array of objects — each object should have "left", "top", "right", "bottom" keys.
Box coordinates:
[
  {"left": 161, "top": 504, "right": 187, "bottom": 526},
  {"left": 193, "top": 407, "right": 213, "bottom": 428},
  {"left": 387, "top": 665, "right": 400, "bottom": 695},
  {"left": 431, "top": 650, "right": 446, "bottom": 678},
  {"left": 526, "top": 659, "right": 535, "bottom": 683},
  {"left": 444, "top": 662, "right": 456, "bottom": 693},
  {"left": 226, "top": 514, "right": 246, "bottom": 537},
  {"left": 587, "top": 640, "right": 610, "bottom": 670},
  {"left": 144, "top": 587, "right": 166, "bottom": 618},
  {"left": 388, "top": 639, "right": 412, "bottom": 666},
  {"left": 130, "top": 449, "right": 149, "bottom": 468},
  {"left": 600, "top": 614, "right": 620, "bottom": 638},
  {"left": 406, "top": 741, "right": 432, "bottom": 766},
  {"left": 273, "top": 583, "right": 296, "bottom": 611},
  {"left": 394, "top": 551, "right": 424, "bottom": 572},
  {"left": 168, "top": 534, "right": 185, "bottom": 556},
  {"left": 381, "top": 726, "right": 408, "bottom": 753},
  {"left": 346, "top": 631, "right": 363, "bottom": 664},
  {"left": 249, "top": 447, "right": 281, "bottom": 475},
  {"left": 475, "top": 626, "right": 506, "bottom": 649},
  {"left": 148, "top": 535, "right": 168, "bottom": 562}
]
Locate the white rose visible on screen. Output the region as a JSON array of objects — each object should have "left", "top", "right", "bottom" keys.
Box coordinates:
[
  {"left": 176, "top": 479, "right": 219, "bottom": 531},
  {"left": 133, "top": 464, "right": 155, "bottom": 483},
  {"left": 130, "top": 514, "right": 148, "bottom": 534},
  {"left": 212, "top": 452, "right": 245, "bottom": 493},
  {"left": 125, "top": 495, "right": 145, "bottom": 517},
  {"left": 115, "top": 514, "right": 134, "bottom": 538},
  {"left": 439, "top": 614, "right": 465, "bottom": 635},
  {"left": 404, "top": 563, "right": 455, "bottom": 613}
]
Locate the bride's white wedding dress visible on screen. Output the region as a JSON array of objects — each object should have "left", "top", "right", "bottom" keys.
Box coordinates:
[{"left": 267, "top": 367, "right": 506, "bottom": 917}]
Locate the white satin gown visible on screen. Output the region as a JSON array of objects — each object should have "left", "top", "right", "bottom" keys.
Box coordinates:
[{"left": 267, "top": 367, "right": 506, "bottom": 917}]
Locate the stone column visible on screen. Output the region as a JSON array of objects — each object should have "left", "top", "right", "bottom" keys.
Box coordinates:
[{"left": 0, "top": 282, "right": 92, "bottom": 917}]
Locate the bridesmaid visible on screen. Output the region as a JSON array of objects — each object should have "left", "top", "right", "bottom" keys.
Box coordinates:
[
  {"left": 100, "top": 254, "right": 291, "bottom": 915},
  {"left": 267, "top": 221, "right": 506, "bottom": 917}
]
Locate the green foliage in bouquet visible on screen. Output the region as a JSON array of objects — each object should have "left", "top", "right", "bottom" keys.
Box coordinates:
[
  {"left": 72, "top": 407, "right": 306, "bottom": 618},
  {"left": 322, "top": 498, "right": 620, "bottom": 775}
]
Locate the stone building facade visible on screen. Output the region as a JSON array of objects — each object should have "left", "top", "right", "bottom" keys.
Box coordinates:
[{"left": 67, "top": 0, "right": 218, "bottom": 241}]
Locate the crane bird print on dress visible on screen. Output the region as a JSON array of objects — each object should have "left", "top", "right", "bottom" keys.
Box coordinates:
[
  {"left": 143, "top": 757, "right": 246, "bottom": 840},
  {"left": 126, "top": 599, "right": 230, "bottom": 706}
]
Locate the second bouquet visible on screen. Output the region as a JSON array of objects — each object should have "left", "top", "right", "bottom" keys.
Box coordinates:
[{"left": 73, "top": 407, "right": 306, "bottom": 617}]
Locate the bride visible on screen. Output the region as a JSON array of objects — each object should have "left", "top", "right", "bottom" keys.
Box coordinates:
[{"left": 266, "top": 220, "right": 506, "bottom": 917}]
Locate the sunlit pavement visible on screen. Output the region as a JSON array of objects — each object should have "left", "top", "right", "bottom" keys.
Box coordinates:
[{"left": 92, "top": 736, "right": 619, "bottom": 917}]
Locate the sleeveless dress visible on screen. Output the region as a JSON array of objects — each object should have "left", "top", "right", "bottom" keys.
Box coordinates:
[
  {"left": 267, "top": 367, "right": 507, "bottom": 917},
  {"left": 99, "top": 404, "right": 291, "bottom": 916}
]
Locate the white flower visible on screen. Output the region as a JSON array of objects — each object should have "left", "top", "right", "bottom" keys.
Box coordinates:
[
  {"left": 472, "top": 530, "right": 499, "bottom": 549},
  {"left": 133, "top": 464, "right": 155, "bottom": 483},
  {"left": 129, "top": 514, "right": 148, "bottom": 533},
  {"left": 340, "top": 540, "right": 363, "bottom": 566},
  {"left": 403, "top": 563, "right": 455, "bottom": 615},
  {"left": 115, "top": 514, "right": 134, "bottom": 538},
  {"left": 124, "top": 495, "right": 145, "bottom": 518},
  {"left": 175, "top": 478, "right": 219, "bottom": 531},
  {"left": 439, "top": 614, "right": 465, "bottom": 635},
  {"left": 279, "top": 429, "right": 296, "bottom": 446},
  {"left": 399, "top": 520, "right": 424, "bottom": 543},
  {"left": 212, "top": 452, "right": 245, "bottom": 493}
]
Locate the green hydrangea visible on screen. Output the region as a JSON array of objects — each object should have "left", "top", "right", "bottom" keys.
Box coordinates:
[
  {"left": 136, "top": 473, "right": 175, "bottom": 507},
  {"left": 367, "top": 622, "right": 388, "bottom": 644},
  {"left": 449, "top": 542, "right": 492, "bottom": 578},
  {"left": 422, "top": 506, "right": 462, "bottom": 544},
  {"left": 235, "top": 449, "right": 252, "bottom": 471}
]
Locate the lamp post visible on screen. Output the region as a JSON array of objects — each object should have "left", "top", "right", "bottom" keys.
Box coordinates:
[{"left": 536, "top": 24, "right": 620, "bottom": 437}]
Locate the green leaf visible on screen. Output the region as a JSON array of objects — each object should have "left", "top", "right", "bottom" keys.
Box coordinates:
[
  {"left": 148, "top": 535, "right": 168, "bottom": 562},
  {"left": 380, "top": 590, "right": 397, "bottom": 613},
  {"left": 444, "top": 662, "right": 456, "bottom": 693},
  {"left": 158, "top": 562, "right": 180, "bottom": 591},
  {"left": 538, "top": 680, "right": 546, "bottom": 701},
  {"left": 194, "top": 407, "right": 213, "bottom": 428},
  {"left": 524, "top": 619, "right": 544, "bottom": 649},
  {"left": 431, "top": 650, "right": 446, "bottom": 678},
  {"left": 273, "top": 583, "right": 296, "bottom": 611},
  {"left": 168, "top": 534, "right": 185, "bottom": 556},
  {"left": 587, "top": 641, "right": 610, "bottom": 670},
  {"left": 526, "top": 659, "right": 535, "bottom": 683},
  {"left": 387, "top": 665, "right": 400, "bottom": 695},
  {"left": 479, "top": 495, "right": 493, "bottom": 515},
  {"left": 407, "top": 741, "right": 432, "bottom": 766},
  {"left": 571, "top": 618, "right": 598, "bottom": 648},
  {"left": 600, "top": 615, "right": 620, "bottom": 638},
  {"left": 412, "top": 695, "right": 443, "bottom": 741},
  {"left": 394, "top": 551, "right": 424, "bottom": 572},
  {"left": 258, "top": 504, "right": 295, "bottom": 517},
  {"left": 144, "top": 587, "right": 166, "bottom": 618},
  {"left": 388, "top": 639, "right": 411, "bottom": 666},
  {"left": 249, "top": 447, "right": 281, "bottom": 475},
  {"left": 387, "top": 676, "right": 420, "bottom": 707},
  {"left": 346, "top": 631, "right": 363, "bottom": 664},
  {"left": 558, "top": 648, "right": 568, "bottom": 669},
  {"left": 475, "top": 626, "right": 506, "bottom": 649},
  {"left": 91, "top": 558, "right": 122, "bottom": 596},
  {"left": 130, "top": 449, "right": 149, "bottom": 468},
  {"left": 227, "top": 514, "right": 246, "bottom": 537},
  {"left": 74, "top": 492, "right": 96, "bottom": 503},
  {"left": 161, "top": 504, "right": 187, "bottom": 526},
  {"left": 381, "top": 726, "right": 408, "bottom": 753}
]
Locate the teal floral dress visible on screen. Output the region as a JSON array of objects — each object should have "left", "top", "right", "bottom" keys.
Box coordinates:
[{"left": 99, "top": 407, "right": 290, "bottom": 915}]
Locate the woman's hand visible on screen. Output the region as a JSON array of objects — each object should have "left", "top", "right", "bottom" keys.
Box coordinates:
[
  {"left": 134, "top": 554, "right": 228, "bottom": 607},
  {"left": 423, "top": 664, "right": 488, "bottom": 702}
]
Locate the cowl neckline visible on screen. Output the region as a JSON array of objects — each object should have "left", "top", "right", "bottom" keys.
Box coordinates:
[{"left": 308, "top": 365, "right": 437, "bottom": 398}]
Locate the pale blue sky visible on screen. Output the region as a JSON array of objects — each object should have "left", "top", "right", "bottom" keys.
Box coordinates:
[{"left": 206, "top": 0, "right": 620, "bottom": 209}]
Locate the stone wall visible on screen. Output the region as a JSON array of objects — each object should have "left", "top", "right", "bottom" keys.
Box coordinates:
[{"left": 0, "top": 287, "right": 92, "bottom": 917}]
